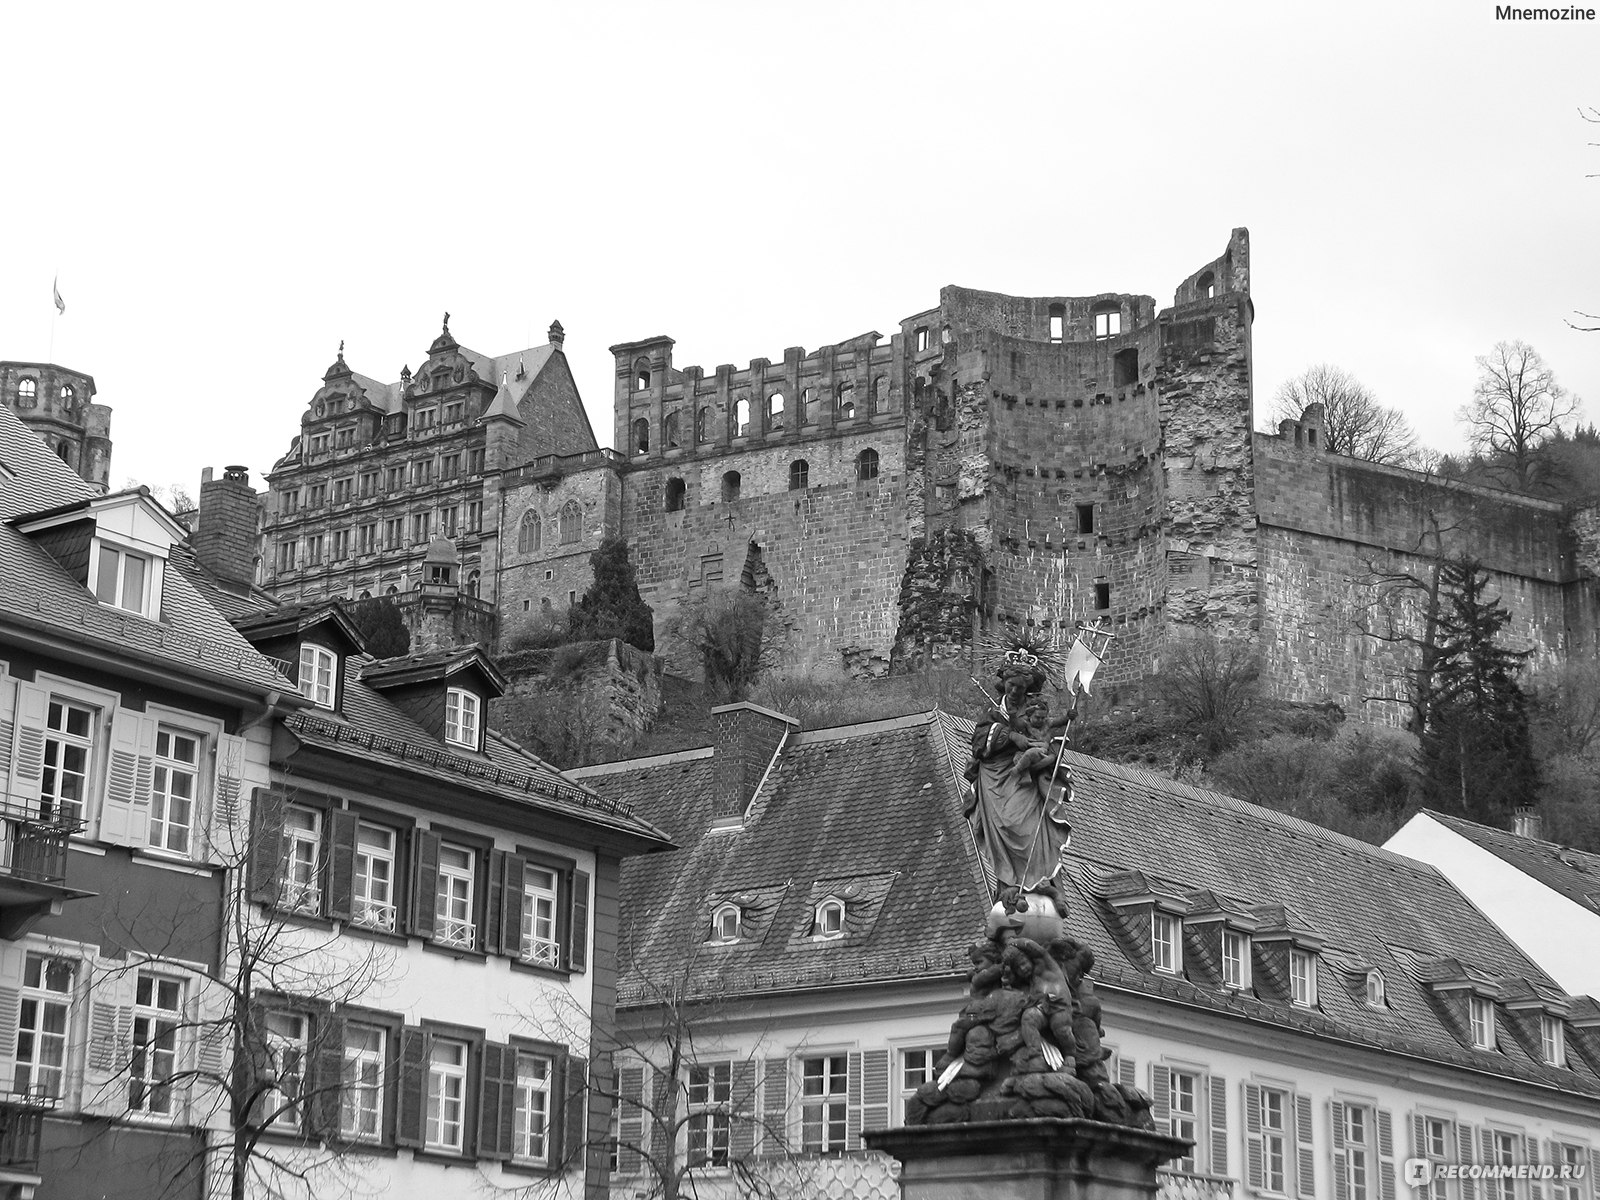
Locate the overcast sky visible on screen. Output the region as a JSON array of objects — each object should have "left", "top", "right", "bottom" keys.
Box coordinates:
[{"left": 5, "top": 2, "right": 1596, "bottom": 496}]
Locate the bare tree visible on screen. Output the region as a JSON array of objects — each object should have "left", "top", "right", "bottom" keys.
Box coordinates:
[
  {"left": 1268, "top": 364, "right": 1420, "bottom": 465},
  {"left": 1160, "top": 636, "right": 1262, "bottom": 756},
  {"left": 1458, "top": 341, "right": 1581, "bottom": 490}
]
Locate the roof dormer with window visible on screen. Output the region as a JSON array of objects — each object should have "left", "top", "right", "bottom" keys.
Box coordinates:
[
  {"left": 233, "top": 602, "right": 367, "bottom": 715},
  {"left": 1412, "top": 956, "right": 1513, "bottom": 1052},
  {"left": 1248, "top": 903, "right": 1325, "bottom": 1009},
  {"left": 1498, "top": 978, "right": 1574, "bottom": 1067},
  {"left": 1177, "top": 889, "right": 1260, "bottom": 992},
  {"left": 360, "top": 645, "right": 507, "bottom": 755},
  {"left": 1099, "top": 869, "right": 1194, "bottom": 977}
]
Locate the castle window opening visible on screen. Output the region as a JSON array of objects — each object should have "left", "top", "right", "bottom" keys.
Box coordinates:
[
  {"left": 569, "top": 590, "right": 577, "bottom": 606},
  {"left": 856, "top": 448, "right": 879, "bottom": 482},
  {"left": 360, "top": 590, "right": 372, "bottom": 600},
  {"left": 735, "top": 397, "right": 751, "bottom": 438},
  {"left": 1114, "top": 348, "right": 1139, "bottom": 388},
  {"left": 1077, "top": 504, "right": 1095, "bottom": 535},
  {"left": 722, "top": 471, "right": 741, "bottom": 502},
  {"left": 633, "top": 360, "right": 651, "bottom": 391},
  {"left": 385, "top": 585, "right": 398, "bottom": 596},
  {"left": 1093, "top": 305, "right": 1121, "bottom": 339},
  {"left": 1049, "top": 304, "right": 1064, "bottom": 344},
  {"left": 518, "top": 512, "right": 542, "bottom": 554},
  {"left": 632, "top": 417, "right": 650, "bottom": 455},
  {"left": 768, "top": 392, "right": 785, "bottom": 430},
  {"left": 16, "top": 378, "right": 36, "bottom": 406},
  {"left": 789, "top": 460, "right": 809, "bottom": 491},
  {"left": 522, "top": 599, "right": 530, "bottom": 612},
  {"left": 915, "top": 327, "right": 930, "bottom": 352},
  {"left": 1197, "top": 271, "right": 1215, "bottom": 300},
  {"left": 664, "top": 410, "right": 681, "bottom": 449},
  {"left": 836, "top": 382, "right": 855, "bottom": 421},
  {"left": 941, "top": 324, "right": 952, "bottom": 345},
  {"left": 466, "top": 570, "right": 480, "bottom": 598},
  {"left": 558, "top": 502, "right": 581, "bottom": 544},
  {"left": 55, "top": 443, "right": 71, "bottom": 464},
  {"left": 665, "top": 477, "right": 686, "bottom": 512},
  {"left": 801, "top": 388, "right": 815, "bottom": 425},
  {"left": 59, "top": 384, "right": 75, "bottom": 405},
  {"left": 1094, "top": 581, "right": 1110, "bottom": 610},
  {"left": 544, "top": 570, "right": 553, "bottom": 582},
  {"left": 872, "top": 376, "right": 888, "bottom": 413},
  {"left": 696, "top": 406, "right": 711, "bottom": 444},
  {"left": 1307, "top": 428, "right": 1318, "bottom": 449}
]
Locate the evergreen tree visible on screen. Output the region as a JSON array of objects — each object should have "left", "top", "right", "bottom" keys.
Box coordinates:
[
  {"left": 568, "top": 536, "right": 655, "bottom": 651},
  {"left": 344, "top": 595, "right": 411, "bottom": 658},
  {"left": 1417, "top": 558, "right": 1539, "bottom": 824}
]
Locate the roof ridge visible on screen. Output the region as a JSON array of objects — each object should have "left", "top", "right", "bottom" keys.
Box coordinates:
[
  {"left": 569, "top": 746, "right": 716, "bottom": 776},
  {"left": 789, "top": 710, "right": 937, "bottom": 744}
]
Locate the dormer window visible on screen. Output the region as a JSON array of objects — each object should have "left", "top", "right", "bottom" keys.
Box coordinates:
[
  {"left": 1289, "top": 949, "right": 1317, "bottom": 1007},
  {"left": 298, "top": 644, "right": 337, "bottom": 709},
  {"left": 93, "top": 544, "right": 152, "bottom": 616},
  {"left": 1470, "top": 994, "right": 1496, "bottom": 1049},
  {"left": 445, "top": 688, "right": 480, "bottom": 749},
  {"left": 1365, "top": 969, "right": 1386, "bottom": 1009},
  {"left": 1152, "top": 912, "right": 1182, "bottom": 974},
  {"left": 711, "top": 904, "right": 742, "bottom": 944},
  {"left": 813, "top": 898, "right": 845, "bottom": 940},
  {"left": 1541, "top": 1014, "right": 1564, "bottom": 1066},
  {"left": 1222, "top": 929, "right": 1250, "bottom": 988}
]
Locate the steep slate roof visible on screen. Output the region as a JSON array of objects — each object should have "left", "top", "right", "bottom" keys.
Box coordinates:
[
  {"left": 0, "top": 405, "right": 290, "bottom": 696},
  {"left": 1424, "top": 810, "right": 1600, "bottom": 915},
  {"left": 574, "top": 713, "right": 986, "bottom": 1004}
]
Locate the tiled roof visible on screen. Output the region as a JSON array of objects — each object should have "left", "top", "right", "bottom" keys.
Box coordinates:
[
  {"left": 165, "top": 544, "right": 277, "bottom": 624},
  {"left": 573, "top": 713, "right": 987, "bottom": 1004},
  {"left": 1426, "top": 810, "right": 1600, "bottom": 915},
  {"left": 0, "top": 406, "right": 291, "bottom": 696},
  {"left": 360, "top": 645, "right": 508, "bottom": 694}
]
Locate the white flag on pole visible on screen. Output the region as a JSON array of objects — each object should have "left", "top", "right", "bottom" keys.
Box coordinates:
[
  {"left": 1062, "top": 636, "right": 1103, "bottom": 695},
  {"left": 52, "top": 277, "right": 65, "bottom": 315}
]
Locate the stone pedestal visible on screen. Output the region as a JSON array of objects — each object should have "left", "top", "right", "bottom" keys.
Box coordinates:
[{"left": 866, "top": 1118, "right": 1188, "bottom": 1200}]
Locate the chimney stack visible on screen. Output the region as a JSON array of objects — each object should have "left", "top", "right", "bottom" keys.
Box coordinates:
[
  {"left": 711, "top": 702, "right": 798, "bottom": 824},
  {"left": 193, "top": 464, "right": 261, "bottom": 589},
  {"left": 1513, "top": 807, "right": 1545, "bottom": 841}
]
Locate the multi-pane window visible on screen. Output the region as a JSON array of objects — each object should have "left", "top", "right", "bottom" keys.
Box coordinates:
[
  {"left": 1289, "top": 950, "right": 1316, "bottom": 1007},
  {"left": 522, "top": 867, "right": 560, "bottom": 966},
  {"left": 800, "top": 1056, "right": 848, "bottom": 1154},
  {"left": 687, "top": 1062, "right": 731, "bottom": 1168},
  {"left": 94, "top": 544, "right": 151, "bottom": 614},
  {"left": 1541, "top": 1014, "right": 1565, "bottom": 1065},
  {"left": 441, "top": 453, "right": 461, "bottom": 479},
  {"left": 435, "top": 845, "right": 476, "bottom": 948},
  {"left": 1470, "top": 995, "right": 1496, "bottom": 1049},
  {"left": 439, "top": 505, "right": 459, "bottom": 538},
  {"left": 308, "top": 483, "right": 327, "bottom": 508},
  {"left": 1417, "top": 1118, "right": 1452, "bottom": 1200},
  {"left": 333, "top": 478, "right": 353, "bottom": 503},
  {"left": 335, "top": 426, "right": 354, "bottom": 449},
  {"left": 1555, "top": 1144, "right": 1585, "bottom": 1200},
  {"left": 384, "top": 517, "right": 404, "bottom": 550},
  {"left": 466, "top": 500, "right": 482, "bottom": 532},
  {"left": 282, "top": 806, "right": 322, "bottom": 913},
  {"left": 1152, "top": 913, "right": 1180, "bottom": 973},
  {"left": 445, "top": 688, "right": 479, "bottom": 749},
  {"left": 305, "top": 535, "right": 324, "bottom": 566},
  {"left": 149, "top": 727, "right": 199, "bottom": 854},
  {"left": 15, "top": 954, "right": 74, "bottom": 1099},
  {"left": 411, "top": 512, "right": 430, "bottom": 544},
  {"left": 281, "top": 490, "right": 300, "bottom": 514},
  {"left": 426, "top": 1038, "right": 468, "bottom": 1152},
  {"left": 1346, "top": 1104, "right": 1372, "bottom": 1200},
  {"left": 513, "top": 1052, "right": 552, "bottom": 1163},
  {"left": 359, "top": 471, "right": 379, "bottom": 498},
  {"left": 1365, "top": 970, "right": 1386, "bottom": 1008},
  {"left": 340, "top": 1024, "right": 385, "bottom": 1141},
  {"left": 357, "top": 524, "right": 377, "bottom": 555},
  {"left": 1169, "top": 1070, "right": 1199, "bottom": 1172},
  {"left": 129, "top": 972, "right": 184, "bottom": 1116},
  {"left": 1261, "top": 1087, "right": 1288, "bottom": 1194},
  {"left": 331, "top": 529, "right": 351, "bottom": 561},
  {"left": 467, "top": 448, "right": 485, "bottom": 474},
  {"left": 1094, "top": 310, "right": 1121, "bottom": 338},
  {"left": 444, "top": 402, "right": 464, "bottom": 425},
  {"left": 42, "top": 699, "right": 94, "bottom": 824},
  {"left": 411, "top": 460, "right": 433, "bottom": 486},
  {"left": 900, "top": 1049, "right": 936, "bottom": 1123},
  {"left": 385, "top": 466, "right": 404, "bottom": 491},
  {"left": 1223, "top": 929, "right": 1249, "bottom": 988},
  {"left": 353, "top": 824, "right": 397, "bottom": 931},
  {"left": 263, "top": 1011, "right": 308, "bottom": 1131},
  {"left": 309, "top": 433, "right": 330, "bottom": 455},
  {"left": 414, "top": 408, "right": 437, "bottom": 432},
  {"left": 298, "top": 644, "right": 336, "bottom": 708},
  {"left": 1491, "top": 1131, "right": 1518, "bottom": 1200}
]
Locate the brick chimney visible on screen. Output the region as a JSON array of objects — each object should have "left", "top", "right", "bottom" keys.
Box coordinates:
[
  {"left": 711, "top": 701, "right": 798, "bottom": 823},
  {"left": 1513, "top": 807, "right": 1545, "bottom": 840},
  {"left": 193, "top": 465, "right": 261, "bottom": 588}
]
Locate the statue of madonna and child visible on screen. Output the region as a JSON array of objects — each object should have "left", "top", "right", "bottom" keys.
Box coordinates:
[{"left": 905, "top": 623, "right": 1157, "bottom": 1130}]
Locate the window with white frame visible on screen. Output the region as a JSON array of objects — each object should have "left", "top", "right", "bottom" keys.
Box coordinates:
[
  {"left": 94, "top": 543, "right": 154, "bottom": 616},
  {"left": 444, "top": 688, "right": 479, "bottom": 749},
  {"left": 899, "top": 1048, "right": 938, "bottom": 1123},
  {"left": 688, "top": 1062, "right": 731, "bottom": 1168},
  {"left": 298, "top": 644, "right": 336, "bottom": 709},
  {"left": 1419, "top": 1117, "right": 1452, "bottom": 1200},
  {"left": 710, "top": 903, "right": 741, "bottom": 944},
  {"left": 1365, "top": 970, "right": 1386, "bottom": 1008},
  {"left": 353, "top": 824, "right": 397, "bottom": 931},
  {"left": 341, "top": 1023, "right": 386, "bottom": 1141},
  {"left": 1152, "top": 913, "right": 1181, "bottom": 973},
  {"left": 1289, "top": 949, "right": 1317, "bottom": 1007},
  {"left": 813, "top": 899, "right": 845, "bottom": 940},
  {"left": 15, "top": 953, "right": 75, "bottom": 1100},
  {"left": 1554, "top": 1143, "right": 1585, "bottom": 1200},
  {"left": 521, "top": 866, "right": 560, "bottom": 966},
  {"left": 435, "top": 844, "right": 476, "bottom": 949},
  {"left": 129, "top": 972, "right": 184, "bottom": 1115},
  {"left": 281, "top": 806, "right": 322, "bottom": 913},
  {"left": 263, "top": 1011, "right": 309, "bottom": 1131},
  {"left": 1222, "top": 929, "right": 1250, "bottom": 988},
  {"left": 1094, "top": 310, "right": 1122, "bottom": 339},
  {"left": 800, "top": 1055, "right": 848, "bottom": 1154},
  {"left": 1346, "top": 1103, "right": 1373, "bottom": 1200},
  {"left": 42, "top": 699, "right": 95, "bottom": 825},
  {"left": 513, "top": 1051, "right": 553, "bottom": 1164},
  {"left": 1541, "top": 1014, "right": 1565, "bottom": 1065},
  {"left": 1260, "top": 1086, "right": 1289, "bottom": 1194},
  {"left": 426, "top": 1038, "right": 469, "bottom": 1152},
  {"left": 149, "top": 726, "right": 199, "bottom": 855},
  {"left": 1490, "top": 1130, "right": 1517, "bottom": 1200},
  {"left": 1169, "top": 1069, "right": 1200, "bottom": 1172},
  {"left": 1469, "top": 994, "right": 1496, "bottom": 1049}
]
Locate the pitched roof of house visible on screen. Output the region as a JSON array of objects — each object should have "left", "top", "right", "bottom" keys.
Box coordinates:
[
  {"left": 1423, "top": 810, "right": 1600, "bottom": 915},
  {"left": 0, "top": 405, "right": 291, "bottom": 697}
]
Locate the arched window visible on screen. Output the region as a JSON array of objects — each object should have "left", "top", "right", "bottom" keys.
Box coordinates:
[
  {"left": 836, "top": 382, "right": 855, "bottom": 421},
  {"left": 711, "top": 903, "right": 742, "bottom": 944},
  {"left": 735, "top": 396, "right": 751, "bottom": 437},
  {"left": 721, "top": 471, "right": 741, "bottom": 502},
  {"left": 16, "top": 379, "right": 36, "bottom": 407},
  {"left": 872, "top": 376, "right": 888, "bottom": 413},
  {"left": 633, "top": 358, "right": 651, "bottom": 391},
  {"left": 1196, "top": 271, "right": 1216, "bottom": 300},
  {"left": 665, "top": 477, "right": 686, "bottom": 512},
  {"left": 856, "top": 448, "right": 879, "bottom": 482},
  {"left": 518, "top": 511, "right": 542, "bottom": 554},
  {"left": 385, "top": 584, "right": 399, "bottom": 596},
  {"left": 465, "top": 569, "right": 480, "bottom": 598},
  {"left": 789, "top": 460, "right": 809, "bottom": 491},
  {"left": 664, "top": 410, "right": 680, "bottom": 449},
  {"left": 359, "top": 590, "right": 372, "bottom": 600},
  {"left": 813, "top": 898, "right": 845, "bottom": 940},
  {"left": 559, "top": 501, "right": 581, "bottom": 544},
  {"left": 696, "top": 406, "right": 712, "bottom": 444},
  {"left": 801, "top": 387, "right": 815, "bottom": 425},
  {"left": 632, "top": 417, "right": 650, "bottom": 454},
  {"left": 55, "top": 443, "right": 72, "bottom": 463},
  {"left": 59, "top": 384, "right": 75, "bottom": 405},
  {"left": 768, "top": 392, "right": 785, "bottom": 431}
]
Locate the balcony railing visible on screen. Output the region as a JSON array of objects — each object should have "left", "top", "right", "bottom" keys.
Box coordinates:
[
  {"left": 0, "top": 1092, "right": 50, "bottom": 1169},
  {"left": 1159, "top": 1168, "right": 1237, "bottom": 1200},
  {"left": 0, "top": 803, "right": 79, "bottom": 885}
]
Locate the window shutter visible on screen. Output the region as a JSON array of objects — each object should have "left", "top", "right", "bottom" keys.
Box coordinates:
[
  {"left": 1118, "top": 1054, "right": 1136, "bottom": 1090},
  {"left": 617, "top": 1064, "right": 644, "bottom": 1174},
  {"left": 395, "top": 1027, "right": 430, "bottom": 1147},
  {"left": 1377, "top": 1110, "right": 1396, "bottom": 1200},
  {"left": 762, "top": 1056, "right": 788, "bottom": 1157},
  {"left": 248, "top": 788, "right": 287, "bottom": 906},
  {"left": 1525, "top": 1136, "right": 1544, "bottom": 1200},
  {"left": 82, "top": 962, "right": 133, "bottom": 1117},
  {"left": 500, "top": 854, "right": 526, "bottom": 957},
  {"left": 312, "top": 1011, "right": 345, "bottom": 1140},
  {"left": 861, "top": 1049, "right": 889, "bottom": 1137},
  {"left": 9, "top": 683, "right": 49, "bottom": 809},
  {"left": 562, "top": 1052, "right": 588, "bottom": 1171},
  {"left": 731, "top": 1059, "right": 759, "bottom": 1160},
  {"left": 0, "top": 666, "right": 14, "bottom": 796},
  {"left": 1330, "top": 1101, "right": 1349, "bottom": 1200},
  {"left": 0, "top": 944, "right": 24, "bottom": 1094},
  {"left": 1412, "top": 1114, "right": 1426, "bottom": 1158},
  {"left": 1458, "top": 1125, "right": 1478, "bottom": 1200},
  {"left": 1481, "top": 1128, "right": 1496, "bottom": 1169},
  {"left": 1244, "top": 1082, "right": 1265, "bottom": 1192},
  {"left": 325, "top": 809, "right": 359, "bottom": 922},
  {"left": 1208, "top": 1074, "right": 1228, "bottom": 1176},
  {"left": 102, "top": 708, "right": 157, "bottom": 846},
  {"left": 477, "top": 1043, "right": 513, "bottom": 1160},
  {"left": 205, "top": 731, "right": 247, "bottom": 860},
  {"left": 1151, "top": 1064, "right": 1171, "bottom": 1127},
  {"left": 409, "top": 831, "right": 442, "bottom": 939},
  {"left": 484, "top": 850, "right": 506, "bottom": 954},
  {"left": 847, "top": 1051, "right": 863, "bottom": 1149},
  {"left": 569, "top": 870, "right": 591, "bottom": 973},
  {"left": 1296, "top": 1092, "right": 1316, "bottom": 1198}
]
